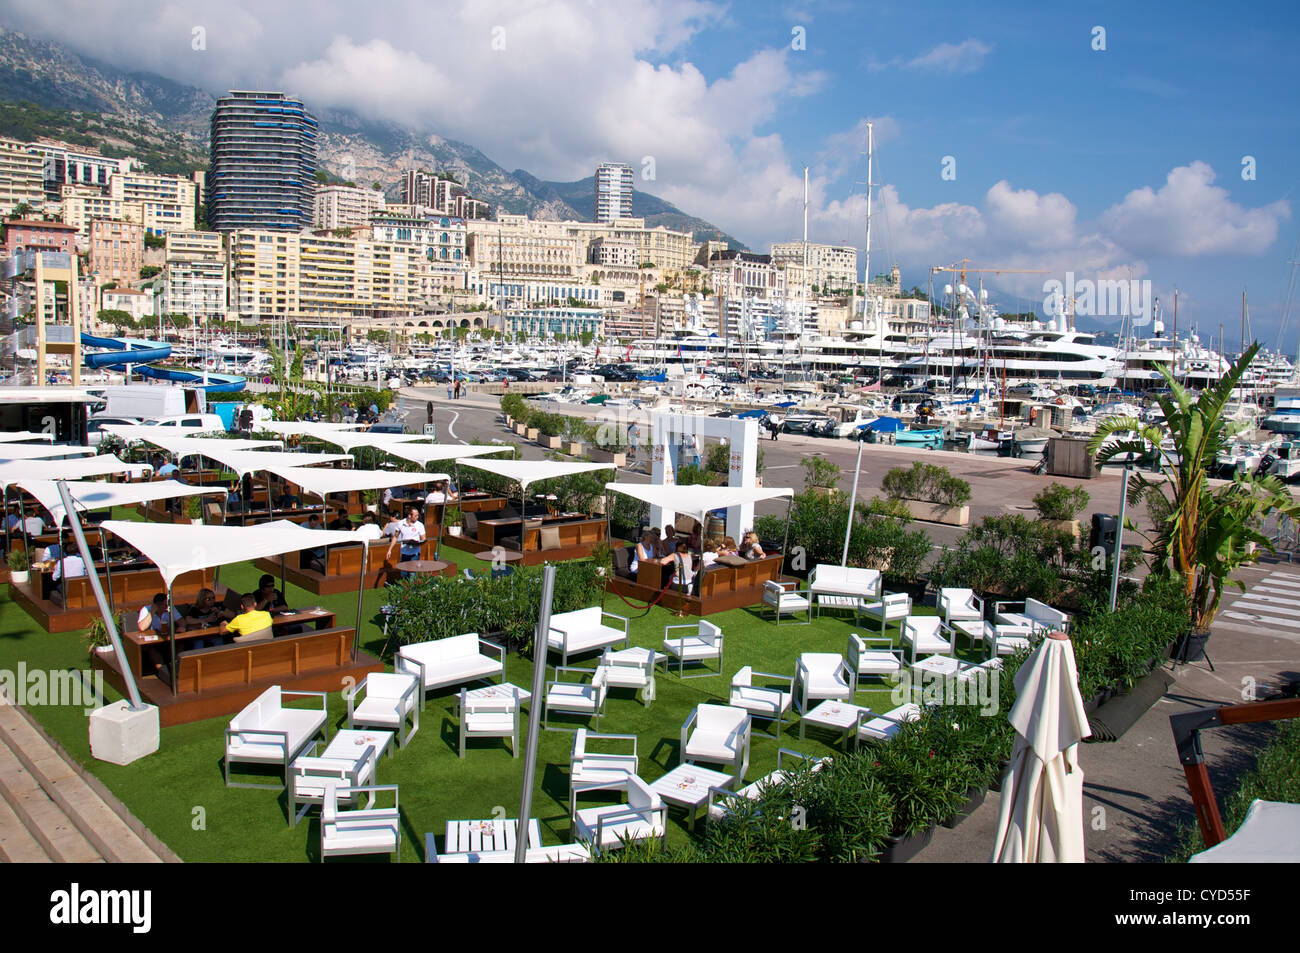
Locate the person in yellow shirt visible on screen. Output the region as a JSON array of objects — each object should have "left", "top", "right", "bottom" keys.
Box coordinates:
[{"left": 220, "top": 594, "right": 274, "bottom": 642}]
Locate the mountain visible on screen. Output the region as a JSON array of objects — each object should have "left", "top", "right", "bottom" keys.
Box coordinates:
[{"left": 0, "top": 27, "right": 745, "bottom": 247}]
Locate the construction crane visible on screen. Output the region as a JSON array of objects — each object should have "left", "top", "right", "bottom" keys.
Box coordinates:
[{"left": 930, "top": 260, "right": 1053, "bottom": 323}]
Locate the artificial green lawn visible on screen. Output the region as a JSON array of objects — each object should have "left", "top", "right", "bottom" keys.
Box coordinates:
[{"left": 0, "top": 547, "right": 972, "bottom": 862}]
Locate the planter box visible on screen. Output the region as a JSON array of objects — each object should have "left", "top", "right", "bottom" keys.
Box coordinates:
[
  {"left": 880, "top": 825, "right": 935, "bottom": 863},
  {"left": 809, "top": 485, "right": 840, "bottom": 498},
  {"left": 9, "top": 570, "right": 29, "bottom": 585},
  {"left": 566, "top": 441, "right": 585, "bottom": 455},
  {"left": 538, "top": 435, "right": 564, "bottom": 450},
  {"left": 942, "top": 786, "right": 987, "bottom": 829},
  {"left": 525, "top": 428, "right": 539, "bottom": 441},
  {"left": 1040, "top": 517, "right": 1080, "bottom": 538},
  {"left": 590, "top": 449, "right": 627, "bottom": 467},
  {"left": 515, "top": 424, "right": 528, "bottom": 436},
  {"left": 900, "top": 499, "right": 969, "bottom": 526},
  {"left": 447, "top": 526, "right": 462, "bottom": 537}
]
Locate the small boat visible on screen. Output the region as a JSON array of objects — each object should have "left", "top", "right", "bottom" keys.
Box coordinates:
[
  {"left": 895, "top": 427, "right": 945, "bottom": 446},
  {"left": 967, "top": 426, "right": 1014, "bottom": 453},
  {"left": 1013, "top": 427, "right": 1055, "bottom": 455},
  {"left": 1264, "top": 442, "right": 1300, "bottom": 480}
]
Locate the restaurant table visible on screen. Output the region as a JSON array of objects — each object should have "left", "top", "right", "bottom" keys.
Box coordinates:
[
  {"left": 123, "top": 607, "right": 336, "bottom": 679},
  {"left": 444, "top": 817, "right": 542, "bottom": 855},
  {"left": 394, "top": 560, "right": 449, "bottom": 575},
  {"left": 474, "top": 549, "right": 523, "bottom": 563}
]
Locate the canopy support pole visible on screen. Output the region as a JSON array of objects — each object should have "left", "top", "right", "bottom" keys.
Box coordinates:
[
  {"left": 515, "top": 564, "right": 557, "bottom": 864},
  {"left": 780, "top": 497, "right": 794, "bottom": 575},
  {"left": 54, "top": 485, "right": 144, "bottom": 711},
  {"left": 266, "top": 471, "right": 273, "bottom": 525},
  {"left": 97, "top": 526, "right": 116, "bottom": 620},
  {"left": 167, "top": 583, "right": 177, "bottom": 697},
  {"left": 3, "top": 487, "right": 11, "bottom": 561},
  {"left": 279, "top": 552, "right": 287, "bottom": 606},
  {"left": 353, "top": 541, "right": 368, "bottom": 662},
  {"left": 841, "top": 437, "right": 864, "bottom": 566}
]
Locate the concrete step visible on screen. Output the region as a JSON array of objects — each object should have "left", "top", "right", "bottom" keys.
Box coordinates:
[
  {"left": 0, "top": 792, "right": 51, "bottom": 863},
  {"left": 0, "top": 702, "right": 165, "bottom": 863},
  {"left": 0, "top": 748, "right": 102, "bottom": 863}
]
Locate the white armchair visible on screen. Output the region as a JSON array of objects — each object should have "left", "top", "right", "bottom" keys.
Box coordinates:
[
  {"left": 793, "top": 653, "right": 854, "bottom": 714},
  {"left": 938, "top": 587, "right": 984, "bottom": 627},
  {"left": 598, "top": 646, "right": 656, "bottom": 706},
  {"left": 706, "top": 748, "right": 828, "bottom": 822},
  {"left": 546, "top": 607, "right": 631, "bottom": 666},
  {"left": 288, "top": 740, "right": 378, "bottom": 828},
  {"left": 681, "top": 703, "right": 751, "bottom": 782},
  {"left": 858, "top": 591, "right": 912, "bottom": 635},
  {"left": 569, "top": 730, "right": 639, "bottom": 818},
  {"left": 346, "top": 672, "right": 420, "bottom": 748},
  {"left": 900, "top": 615, "right": 953, "bottom": 664},
  {"left": 854, "top": 703, "right": 922, "bottom": 745},
  {"left": 458, "top": 686, "right": 521, "bottom": 758},
  {"left": 729, "top": 666, "right": 794, "bottom": 739},
  {"left": 320, "top": 783, "right": 401, "bottom": 862},
  {"left": 572, "top": 775, "right": 667, "bottom": 854},
  {"left": 224, "top": 687, "right": 328, "bottom": 790},
  {"left": 986, "top": 622, "right": 1035, "bottom": 658},
  {"left": 762, "top": 579, "right": 811, "bottom": 624},
  {"left": 396, "top": 633, "right": 504, "bottom": 709},
  {"left": 846, "top": 633, "right": 904, "bottom": 693},
  {"left": 544, "top": 666, "right": 609, "bottom": 731},
  {"left": 661, "top": 619, "right": 724, "bottom": 678}
]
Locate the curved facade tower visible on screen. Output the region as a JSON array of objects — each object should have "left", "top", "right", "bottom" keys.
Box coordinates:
[{"left": 209, "top": 91, "right": 318, "bottom": 232}]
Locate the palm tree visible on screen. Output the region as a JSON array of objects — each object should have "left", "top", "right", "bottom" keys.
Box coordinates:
[{"left": 1088, "top": 342, "right": 1300, "bottom": 632}]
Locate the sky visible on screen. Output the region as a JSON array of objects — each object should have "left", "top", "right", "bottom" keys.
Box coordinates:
[{"left": 4, "top": 0, "right": 1299, "bottom": 348}]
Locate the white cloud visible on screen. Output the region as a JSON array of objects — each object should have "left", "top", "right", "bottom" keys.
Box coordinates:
[
  {"left": 1100, "top": 161, "right": 1290, "bottom": 257},
  {"left": 907, "top": 39, "right": 994, "bottom": 74}
]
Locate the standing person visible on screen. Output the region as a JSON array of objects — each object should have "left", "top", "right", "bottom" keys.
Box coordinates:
[
  {"left": 386, "top": 506, "right": 427, "bottom": 577},
  {"left": 502, "top": 376, "right": 510, "bottom": 394},
  {"left": 627, "top": 422, "right": 640, "bottom": 460}
]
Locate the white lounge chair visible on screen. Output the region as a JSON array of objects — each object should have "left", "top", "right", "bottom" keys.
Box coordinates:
[
  {"left": 847, "top": 633, "right": 904, "bottom": 693},
  {"left": 938, "top": 587, "right": 984, "bottom": 627},
  {"left": 458, "top": 685, "right": 520, "bottom": 757},
  {"left": 569, "top": 730, "right": 639, "bottom": 818},
  {"left": 728, "top": 666, "right": 794, "bottom": 739},
  {"left": 993, "top": 597, "right": 1069, "bottom": 634},
  {"left": 661, "top": 619, "right": 724, "bottom": 678},
  {"left": 986, "top": 622, "right": 1035, "bottom": 658},
  {"left": 900, "top": 615, "right": 953, "bottom": 664},
  {"left": 225, "top": 687, "right": 328, "bottom": 790},
  {"left": 706, "top": 748, "right": 829, "bottom": 822},
  {"left": 854, "top": 703, "right": 922, "bottom": 744},
  {"left": 346, "top": 672, "right": 420, "bottom": 748},
  {"left": 287, "top": 740, "right": 378, "bottom": 828},
  {"left": 320, "top": 783, "right": 401, "bottom": 862},
  {"left": 572, "top": 775, "right": 667, "bottom": 853},
  {"left": 793, "top": 653, "right": 854, "bottom": 714},
  {"left": 598, "top": 646, "right": 656, "bottom": 706},
  {"left": 858, "top": 591, "right": 912, "bottom": 635},
  {"left": 681, "top": 703, "right": 751, "bottom": 782},
  {"left": 397, "top": 633, "right": 504, "bottom": 709},
  {"left": 546, "top": 607, "right": 631, "bottom": 666},
  {"left": 544, "top": 666, "right": 609, "bottom": 731},
  {"left": 763, "top": 579, "right": 811, "bottom": 624}
]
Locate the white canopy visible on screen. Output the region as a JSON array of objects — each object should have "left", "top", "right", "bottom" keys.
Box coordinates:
[
  {"left": 311, "top": 430, "right": 431, "bottom": 452},
  {"left": 991, "top": 633, "right": 1091, "bottom": 863},
  {"left": 0, "top": 431, "right": 53, "bottom": 443},
  {"left": 0, "top": 454, "right": 152, "bottom": 490},
  {"left": 265, "top": 467, "right": 451, "bottom": 500},
  {"left": 100, "top": 518, "right": 361, "bottom": 588},
  {"left": 100, "top": 424, "right": 231, "bottom": 445},
  {"left": 461, "top": 459, "right": 614, "bottom": 494},
  {"left": 179, "top": 446, "right": 353, "bottom": 479},
  {"left": 16, "top": 479, "right": 226, "bottom": 527},
  {"left": 0, "top": 444, "right": 97, "bottom": 461},
  {"left": 255, "top": 420, "right": 368, "bottom": 439},
  {"left": 603, "top": 483, "right": 794, "bottom": 525},
  {"left": 384, "top": 443, "right": 506, "bottom": 468},
  {"left": 1189, "top": 800, "right": 1300, "bottom": 863},
  {"left": 105, "top": 432, "right": 285, "bottom": 458}
]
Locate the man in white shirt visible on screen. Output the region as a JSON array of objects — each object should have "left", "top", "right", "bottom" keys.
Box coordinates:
[
  {"left": 23, "top": 515, "right": 44, "bottom": 536},
  {"left": 386, "top": 506, "right": 427, "bottom": 576},
  {"left": 355, "top": 512, "right": 384, "bottom": 541},
  {"left": 137, "top": 593, "right": 181, "bottom": 634},
  {"left": 424, "top": 486, "right": 446, "bottom": 505},
  {"left": 49, "top": 546, "right": 87, "bottom": 606}
]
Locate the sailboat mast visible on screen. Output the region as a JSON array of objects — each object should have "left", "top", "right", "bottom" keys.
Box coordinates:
[{"left": 864, "top": 120, "right": 874, "bottom": 381}]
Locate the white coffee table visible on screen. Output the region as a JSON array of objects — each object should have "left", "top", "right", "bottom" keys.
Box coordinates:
[
  {"left": 324, "top": 728, "right": 396, "bottom": 762},
  {"left": 650, "top": 764, "right": 736, "bottom": 831},
  {"left": 910, "top": 654, "right": 961, "bottom": 678},
  {"left": 445, "top": 817, "right": 542, "bottom": 854},
  {"left": 799, "top": 700, "right": 872, "bottom": 746},
  {"left": 951, "top": 620, "right": 987, "bottom": 651},
  {"left": 458, "top": 682, "right": 532, "bottom": 709}
]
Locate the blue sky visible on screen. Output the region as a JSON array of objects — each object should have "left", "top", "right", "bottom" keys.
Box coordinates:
[{"left": 5, "top": 0, "right": 1297, "bottom": 347}]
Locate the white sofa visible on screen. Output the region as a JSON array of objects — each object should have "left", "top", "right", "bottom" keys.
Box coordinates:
[
  {"left": 225, "top": 687, "right": 329, "bottom": 789},
  {"left": 994, "top": 597, "right": 1069, "bottom": 634},
  {"left": 546, "top": 607, "right": 631, "bottom": 666},
  {"left": 809, "top": 564, "right": 881, "bottom": 599},
  {"left": 681, "top": 704, "right": 751, "bottom": 782},
  {"left": 397, "top": 633, "right": 505, "bottom": 708}
]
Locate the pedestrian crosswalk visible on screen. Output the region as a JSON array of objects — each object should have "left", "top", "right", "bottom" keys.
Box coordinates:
[{"left": 1222, "top": 572, "right": 1300, "bottom": 631}]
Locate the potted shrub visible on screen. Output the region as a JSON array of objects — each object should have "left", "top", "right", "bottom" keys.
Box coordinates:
[
  {"left": 536, "top": 412, "right": 565, "bottom": 450},
  {"left": 1032, "top": 482, "right": 1089, "bottom": 537},
  {"left": 184, "top": 495, "right": 204, "bottom": 525},
  {"left": 361, "top": 488, "right": 380, "bottom": 513},
  {"left": 8, "top": 548, "right": 30, "bottom": 585},
  {"left": 565, "top": 418, "right": 591, "bottom": 456},
  {"left": 882, "top": 462, "right": 972, "bottom": 526},
  {"left": 83, "top": 617, "right": 112, "bottom": 657},
  {"left": 444, "top": 505, "right": 463, "bottom": 536},
  {"left": 524, "top": 410, "right": 540, "bottom": 442},
  {"left": 802, "top": 456, "right": 842, "bottom": 498}
]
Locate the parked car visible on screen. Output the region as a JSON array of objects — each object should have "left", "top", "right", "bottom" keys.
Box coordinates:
[
  {"left": 87, "top": 415, "right": 141, "bottom": 446},
  {"left": 140, "top": 413, "right": 227, "bottom": 432}
]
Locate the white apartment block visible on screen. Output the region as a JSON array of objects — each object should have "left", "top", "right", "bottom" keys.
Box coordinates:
[
  {"left": 60, "top": 185, "right": 137, "bottom": 234},
  {"left": 27, "top": 143, "right": 134, "bottom": 193},
  {"left": 594, "top": 162, "right": 634, "bottom": 223},
  {"left": 365, "top": 211, "right": 467, "bottom": 265},
  {"left": 0, "top": 138, "right": 45, "bottom": 215},
  {"left": 161, "top": 230, "right": 228, "bottom": 322},
  {"left": 770, "top": 241, "right": 858, "bottom": 291},
  {"left": 108, "top": 172, "right": 197, "bottom": 234},
  {"left": 589, "top": 237, "right": 638, "bottom": 267},
  {"left": 314, "top": 184, "right": 386, "bottom": 230},
  {"left": 99, "top": 287, "right": 154, "bottom": 322}
]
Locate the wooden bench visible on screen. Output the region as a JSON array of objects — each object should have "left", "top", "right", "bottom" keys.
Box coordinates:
[
  {"left": 50, "top": 567, "right": 212, "bottom": 611},
  {"left": 173, "top": 626, "right": 356, "bottom": 696}
]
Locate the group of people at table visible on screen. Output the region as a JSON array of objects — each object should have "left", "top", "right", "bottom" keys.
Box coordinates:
[{"left": 629, "top": 523, "right": 769, "bottom": 592}]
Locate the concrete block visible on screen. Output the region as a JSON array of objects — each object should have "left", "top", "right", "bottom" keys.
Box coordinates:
[{"left": 89, "top": 701, "right": 160, "bottom": 766}]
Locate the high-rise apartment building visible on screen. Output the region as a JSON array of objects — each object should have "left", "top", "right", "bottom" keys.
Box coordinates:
[
  {"left": 594, "top": 162, "right": 634, "bottom": 223},
  {"left": 313, "top": 184, "right": 386, "bottom": 230},
  {"left": 26, "top": 143, "right": 134, "bottom": 200},
  {"left": 161, "top": 230, "right": 228, "bottom": 322},
  {"left": 108, "top": 171, "right": 197, "bottom": 235},
  {"left": 209, "top": 91, "right": 318, "bottom": 232},
  {"left": 0, "top": 138, "right": 45, "bottom": 216}
]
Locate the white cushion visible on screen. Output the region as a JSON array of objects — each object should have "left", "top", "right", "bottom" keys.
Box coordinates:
[
  {"left": 730, "top": 685, "right": 791, "bottom": 716},
  {"left": 547, "top": 684, "right": 598, "bottom": 712},
  {"left": 857, "top": 650, "right": 902, "bottom": 674}
]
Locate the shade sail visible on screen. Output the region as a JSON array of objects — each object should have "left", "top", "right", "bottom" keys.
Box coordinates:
[
  {"left": 265, "top": 467, "right": 451, "bottom": 500},
  {"left": 0, "top": 444, "right": 97, "bottom": 461},
  {"left": 0, "top": 454, "right": 152, "bottom": 490},
  {"left": 991, "top": 633, "right": 1091, "bottom": 863},
  {"left": 100, "top": 424, "right": 231, "bottom": 445},
  {"left": 99, "top": 519, "right": 361, "bottom": 588},
  {"left": 461, "top": 459, "right": 615, "bottom": 493},
  {"left": 17, "top": 479, "right": 226, "bottom": 527},
  {"left": 384, "top": 443, "right": 507, "bottom": 468},
  {"left": 1189, "top": 800, "right": 1300, "bottom": 863},
  {"left": 255, "top": 420, "right": 368, "bottom": 439},
  {"left": 310, "top": 430, "right": 431, "bottom": 452},
  {"left": 180, "top": 446, "right": 353, "bottom": 479},
  {"left": 100, "top": 431, "right": 284, "bottom": 457},
  {"left": 0, "top": 431, "right": 54, "bottom": 443},
  {"left": 603, "top": 483, "right": 793, "bottom": 524}
]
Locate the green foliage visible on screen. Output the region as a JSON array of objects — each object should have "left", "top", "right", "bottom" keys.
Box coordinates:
[
  {"left": 1072, "top": 574, "right": 1189, "bottom": 700},
  {"left": 532, "top": 465, "right": 613, "bottom": 514},
  {"left": 143, "top": 234, "right": 165, "bottom": 250},
  {"left": 534, "top": 412, "right": 567, "bottom": 438},
  {"left": 608, "top": 493, "right": 648, "bottom": 542},
  {"left": 802, "top": 455, "right": 841, "bottom": 489},
  {"left": 82, "top": 618, "right": 111, "bottom": 654},
  {"left": 183, "top": 495, "right": 203, "bottom": 519},
  {"left": 929, "top": 514, "right": 1077, "bottom": 601},
  {"left": 673, "top": 464, "right": 712, "bottom": 487},
  {"left": 8, "top": 549, "right": 29, "bottom": 572},
  {"left": 1033, "top": 482, "right": 1090, "bottom": 521},
  {"left": 97, "top": 308, "right": 135, "bottom": 329},
  {"left": 499, "top": 392, "right": 526, "bottom": 421},
  {"left": 882, "top": 462, "right": 971, "bottom": 507}
]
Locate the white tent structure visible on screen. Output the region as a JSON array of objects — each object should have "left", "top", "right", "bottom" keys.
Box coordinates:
[
  {"left": 263, "top": 467, "right": 451, "bottom": 500},
  {"left": 0, "top": 454, "right": 152, "bottom": 490},
  {"left": 99, "top": 430, "right": 283, "bottom": 456},
  {"left": 0, "top": 431, "right": 54, "bottom": 443},
  {"left": 100, "top": 519, "right": 368, "bottom": 690},
  {"left": 307, "top": 430, "right": 431, "bottom": 453},
  {"left": 180, "top": 447, "right": 353, "bottom": 479},
  {"left": 99, "top": 424, "right": 236, "bottom": 446},
  {"left": 1189, "top": 800, "right": 1300, "bottom": 863},
  {"left": 991, "top": 632, "right": 1092, "bottom": 863},
  {"left": 603, "top": 482, "right": 796, "bottom": 555},
  {"left": 0, "top": 444, "right": 96, "bottom": 461},
  {"left": 459, "top": 458, "right": 616, "bottom": 515},
  {"left": 17, "top": 478, "right": 225, "bottom": 528},
  {"left": 254, "top": 421, "right": 368, "bottom": 440},
  {"left": 382, "top": 443, "right": 505, "bottom": 469}
]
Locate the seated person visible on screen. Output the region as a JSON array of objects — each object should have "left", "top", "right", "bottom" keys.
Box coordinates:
[
  {"left": 741, "top": 531, "right": 767, "bottom": 560},
  {"left": 661, "top": 525, "right": 678, "bottom": 557},
  {"left": 137, "top": 592, "right": 182, "bottom": 635},
  {"left": 48, "top": 540, "right": 87, "bottom": 605},
  {"left": 629, "top": 530, "right": 658, "bottom": 575},
  {"left": 356, "top": 512, "right": 384, "bottom": 541},
  {"left": 182, "top": 588, "right": 232, "bottom": 641},
  {"left": 303, "top": 514, "right": 327, "bottom": 572},
  {"left": 253, "top": 574, "right": 288, "bottom": 612},
  {"left": 220, "top": 594, "right": 275, "bottom": 643},
  {"left": 666, "top": 540, "right": 695, "bottom": 588},
  {"left": 327, "top": 514, "right": 351, "bottom": 531},
  {"left": 718, "top": 535, "right": 739, "bottom": 558},
  {"left": 424, "top": 480, "right": 458, "bottom": 505},
  {"left": 156, "top": 459, "right": 179, "bottom": 478},
  {"left": 276, "top": 489, "right": 301, "bottom": 510},
  {"left": 700, "top": 539, "right": 720, "bottom": 570},
  {"left": 4, "top": 512, "right": 22, "bottom": 532},
  {"left": 381, "top": 510, "right": 403, "bottom": 537}
]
